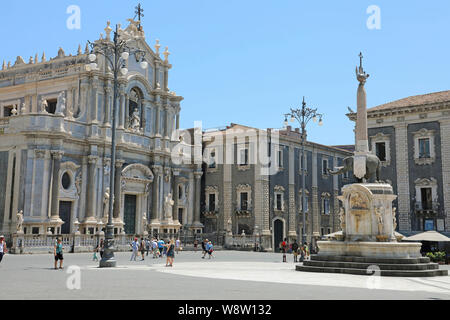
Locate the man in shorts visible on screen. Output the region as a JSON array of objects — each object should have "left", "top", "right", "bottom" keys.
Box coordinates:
[{"left": 54, "top": 238, "right": 64, "bottom": 269}]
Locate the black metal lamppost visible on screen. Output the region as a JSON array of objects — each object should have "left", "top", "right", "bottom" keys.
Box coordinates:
[
  {"left": 284, "top": 97, "right": 323, "bottom": 247},
  {"left": 86, "top": 23, "right": 148, "bottom": 268}
]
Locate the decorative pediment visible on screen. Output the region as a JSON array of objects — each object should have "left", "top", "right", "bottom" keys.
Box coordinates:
[
  {"left": 122, "top": 163, "right": 153, "bottom": 183},
  {"left": 321, "top": 192, "right": 331, "bottom": 198},
  {"left": 413, "top": 128, "right": 435, "bottom": 138},
  {"left": 274, "top": 185, "right": 285, "bottom": 193},
  {"left": 414, "top": 177, "right": 437, "bottom": 186},
  {"left": 205, "top": 185, "right": 219, "bottom": 193},
  {"left": 236, "top": 184, "right": 252, "bottom": 192}
]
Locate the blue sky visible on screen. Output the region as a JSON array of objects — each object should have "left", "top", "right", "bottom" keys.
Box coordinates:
[{"left": 1, "top": 0, "right": 449, "bottom": 145}]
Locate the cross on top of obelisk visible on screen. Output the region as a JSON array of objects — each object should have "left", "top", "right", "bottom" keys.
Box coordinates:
[
  {"left": 134, "top": 3, "right": 144, "bottom": 31},
  {"left": 359, "top": 52, "right": 363, "bottom": 69}
]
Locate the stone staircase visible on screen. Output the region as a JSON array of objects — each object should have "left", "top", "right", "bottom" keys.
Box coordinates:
[{"left": 296, "top": 255, "right": 448, "bottom": 277}]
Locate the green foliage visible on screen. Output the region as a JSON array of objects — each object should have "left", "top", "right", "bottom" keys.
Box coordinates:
[{"left": 426, "top": 251, "right": 446, "bottom": 262}]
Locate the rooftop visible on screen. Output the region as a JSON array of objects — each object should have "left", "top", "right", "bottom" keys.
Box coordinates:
[{"left": 367, "top": 90, "right": 450, "bottom": 112}]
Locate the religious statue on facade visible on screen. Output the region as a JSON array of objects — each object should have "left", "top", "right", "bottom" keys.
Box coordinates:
[
  {"left": 142, "top": 213, "right": 148, "bottom": 234},
  {"left": 392, "top": 207, "right": 397, "bottom": 231},
  {"left": 103, "top": 188, "right": 110, "bottom": 219},
  {"left": 339, "top": 207, "right": 346, "bottom": 231},
  {"left": 55, "top": 91, "right": 66, "bottom": 116},
  {"left": 40, "top": 98, "right": 48, "bottom": 113},
  {"left": 16, "top": 210, "right": 24, "bottom": 234},
  {"left": 164, "top": 193, "right": 174, "bottom": 219},
  {"left": 130, "top": 107, "right": 140, "bottom": 132}
]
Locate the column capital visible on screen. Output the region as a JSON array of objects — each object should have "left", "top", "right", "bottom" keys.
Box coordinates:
[
  {"left": 34, "top": 149, "right": 47, "bottom": 159},
  {"left": 194, "top": 171, "right": 203, "bottom": 179},
  {"left": 115, "top": 159, "right": 125, "bottom": 168},
  {"left": 88, "top": 155, "right": 99, "bottom": 164},
  {"left": 51, "top": 150, "right": 64, "bottom": 160}
]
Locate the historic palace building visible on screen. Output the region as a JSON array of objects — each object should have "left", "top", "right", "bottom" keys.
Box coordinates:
[
  {"left": 0, "top": 19, "right": 203, "bottom": 240},
  {"left": 349, "top": 90, "right": 450, "bottom": 235},
  {"left": 201, "top": 123, "right": 352, "bottom": 251}
]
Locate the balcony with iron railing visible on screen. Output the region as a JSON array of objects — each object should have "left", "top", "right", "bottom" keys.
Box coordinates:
[{"left": 414, "top": 201, "right": 439, "bottom": 215}]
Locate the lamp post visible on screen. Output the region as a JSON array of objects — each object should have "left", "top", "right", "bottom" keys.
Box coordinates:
[
  {"left": 86, "top": 24, "right": 148, "bottom": 268},
  {"left": 284, "top": 97, "right": 323, "bottom": 247}
]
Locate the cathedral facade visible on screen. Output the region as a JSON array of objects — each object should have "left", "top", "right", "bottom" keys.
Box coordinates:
[{"left": 0, "top": 19, "right": 203, "bottom": 239}]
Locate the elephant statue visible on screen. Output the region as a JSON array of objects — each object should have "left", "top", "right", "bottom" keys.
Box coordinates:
[{"left": 328, "top": 154, "right": 381, "bottom": 183}]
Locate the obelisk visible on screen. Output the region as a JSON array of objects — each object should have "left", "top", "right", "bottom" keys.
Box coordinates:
[{"left": 354, "top": 52, "right": 370, "bottom": 180}]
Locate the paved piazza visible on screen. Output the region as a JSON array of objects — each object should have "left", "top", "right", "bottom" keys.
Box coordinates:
[{"left": 0, "top": 251, "right": 449, "bottom": 300}]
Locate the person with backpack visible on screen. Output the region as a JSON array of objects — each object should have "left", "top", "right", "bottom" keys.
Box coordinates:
[
  {"left": 130, "top": 237, "right": 139, "bottom": 261},
  {"left": 54, "top": 238, "right": 64, "bottom": 269},
  {"left": 291, "top": 240, "right": 299, "bottom": 263},
  {"left": 166, "top": 240, "right": 175, "bottom": 267},
  {"left": 139, "top": 238, "right": 146, "bottom": 261},
  {"left": 280, "top": 238, "right": 288, "bottom": 263},
  {"left": 0, "top": 235, "right": 7, "bottom": 264}
]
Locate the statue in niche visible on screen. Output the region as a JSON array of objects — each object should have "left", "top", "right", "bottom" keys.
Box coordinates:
[
  {"left": 392, "top": 207, "right": 397, "bottom": 231},
  {"left": 55, "top": 91, "right": 66, "bottom": 116},
  {"left": 130, "top": 107, "right": 140, "bottom": 132},
  {"left": 40, "top": 98, "right": 48, "bottom": 113},
  {"left": 16, "top": 210, "right": 24, "bottom": 233},
  {"left": 164, "top": 193, "right": 174, "bottom": 219}
]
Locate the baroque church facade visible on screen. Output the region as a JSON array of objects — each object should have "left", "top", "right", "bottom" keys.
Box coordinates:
[{"left": 0, "top": 19, "right": 203, "bottom": 239}]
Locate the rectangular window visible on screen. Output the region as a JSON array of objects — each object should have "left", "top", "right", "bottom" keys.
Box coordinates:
[
  {"left": 46, "top": 99, "right": 57, "bottom": 114},
  {"left": 239, "top": 148, "right": 249, "bottom": 166},
  {"left": 3, "top": 105, "right": 13, "bottom": 117},
  {"left": 322, "top": 159, "right": 328, "bottom": 175},
  {"left": 276, "top": 194, "right": 282, "bottom": 210},
  {"left": 300, "top": 195, "right": 309, "bottom": 213},
  {"left": 32, "top": 227, "right": 39, "bottom": 235},
  {"left": 209, "top": 150, "right": 216, "bottom": 168},
  {"left": 209, "top": 193, "right": 216, "bottom": 212},
  {"left": 419, "top": 138, "right": 430, "bottom": 158},
  {"left": 327, "top": 228, "right": 331, "bottom": 235},
  {"left": 240, "top": 192, "right": 248, "bottom": 210},
  {"left": 323, "top": 198, "right": 330, "bottom": 214},
  {"left": 375, "top": 142, "right": 386, "bottom": 161},
  {"left": 320, "top": 228, "right": 324, "bottom": 236},
  {"left": 420, "top": 187, "right": 432, "bottom": 210},
  {"left": 278, "top": 150, "right": 283, "bottom": 168}
]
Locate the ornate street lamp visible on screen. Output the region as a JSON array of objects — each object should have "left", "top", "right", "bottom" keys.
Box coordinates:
[
  {"left": 283, "top": 97, "right": 323, "bottom": 247},
  {"left": 86, "top": 24, "right": 148, "bottom": 268}
]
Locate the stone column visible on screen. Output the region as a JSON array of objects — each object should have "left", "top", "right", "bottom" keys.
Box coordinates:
[
  {"left": 151, "top": 165, "right": 162, "bottom": 223},
  {"left": 333, "top": 156, "right": 340, "bottom": 232},
  {"left": 311, "top": 151, "right": 319, "bottom": 244},
  {"left": 164, "top": 107, "right": 170, "bottom": 139},
  {"left": 155, "top": 103, "right": 161, "bottom": 136},
  {"left": 176, "top": 112, "right": 180, "bottom": 131},
  {"left": 172, "top": 173, "right": 180, "bottom": 223},
  {"left": 104, "top": 85, "right": 111, "bottom": 126},
  {"left": 50, "top": 150, "right": 64, "bottom": 220},
  {"left": 192, "top": 171, "right": 203, "bottom": 228},
  {"left": 113, "top": 160, "right": 125, "bottom": 219},
  {"left": 288, "top": 146, "right": 296, "bottom": 240},
  {"left": 86, "top": 155, "right": 99, "bottom": 220},
  {"left": 439, "top": 119, "right": 450, "bottom": 231},
  {"left": 394, "top": 123, "right": 411, "bottom": 232}
]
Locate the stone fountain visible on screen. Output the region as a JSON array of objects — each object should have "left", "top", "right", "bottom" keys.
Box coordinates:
[{"left": 296, "top": 54, "right": 448, "bottom": 277}]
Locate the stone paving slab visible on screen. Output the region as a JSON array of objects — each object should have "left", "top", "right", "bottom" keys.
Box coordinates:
[{"left": 0, "top": 251, "right": 448, "bottom": 300}]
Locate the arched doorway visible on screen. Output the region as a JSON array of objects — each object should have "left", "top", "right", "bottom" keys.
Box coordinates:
[{"left": 273, "top": 219, "right": 284, "bottom": 252}]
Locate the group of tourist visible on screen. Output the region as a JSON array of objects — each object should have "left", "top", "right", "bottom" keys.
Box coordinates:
[
  {"left": 279, "top": 238, "right": 310, "bottom": 263},
  {"left": 128, "top": 237, "right": 182, "bottom": 267},
  {"left": 201, "top": 239, "right": 215, "bottom": 259}
]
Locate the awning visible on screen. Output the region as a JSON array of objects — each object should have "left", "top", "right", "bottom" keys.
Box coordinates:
[{"left": 403, "top": 231, "right": 450, "bottom": 242}]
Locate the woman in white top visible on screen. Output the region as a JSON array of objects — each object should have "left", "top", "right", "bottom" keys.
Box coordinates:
[{"left": 0, "top": 235, "right": 7, "bottom": 264}]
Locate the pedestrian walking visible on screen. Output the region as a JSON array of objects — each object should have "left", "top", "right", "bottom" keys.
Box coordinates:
[
  {"left": 130, "top": 237, "right": 139, "bottom": 261},
  {"left": 152, "top": 238, "right": 159, "bottom": 258},
  {"left": 54, "top": 238, "right": 64, "bottom": 270},
  {"left": 280, "top": 238, "right": 288, "bottom": 263},
  {"left": 193, "top": 239, "right": 198, "bottom": 252},
  {"left": 304, "top": 243, "right": 310, "bottom": 260},
  {"left": 139, "top": 238, "right": 146, "bottom": 261},
  {"left": 158, "top": 238, "right": 165, "bottom": 258},
  {"left": 201, "top": 239, "right": 208, "bottom": 259},
  {"left": 166, "top": 240, "right": 175, "bottom": 267},
  {"left": 175, "top": 238, "right": 181, "bottom": 254},
  {"left": 93, "top": 245, "right": 99, "bottom": 262},
  {"left": 207, "top": 241, "right": 214, "bottom": 259},
  {"left": 99, "top": 239, "right": 104, "bottom": 259},
  {"left": 299, "top": 244, "right": 306, "bottom": 262},
  {"left": 162, "top": 240, "right": 168, "bottom": 257},
  {"left": 145, "top": 238, "right": 150, "bottom": 256},
  {"left": 0, "top": 235, "right": 7, "bottom": 264},
  {"left": 292, "top": 240, "right": 299, "bottom": 263}
]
